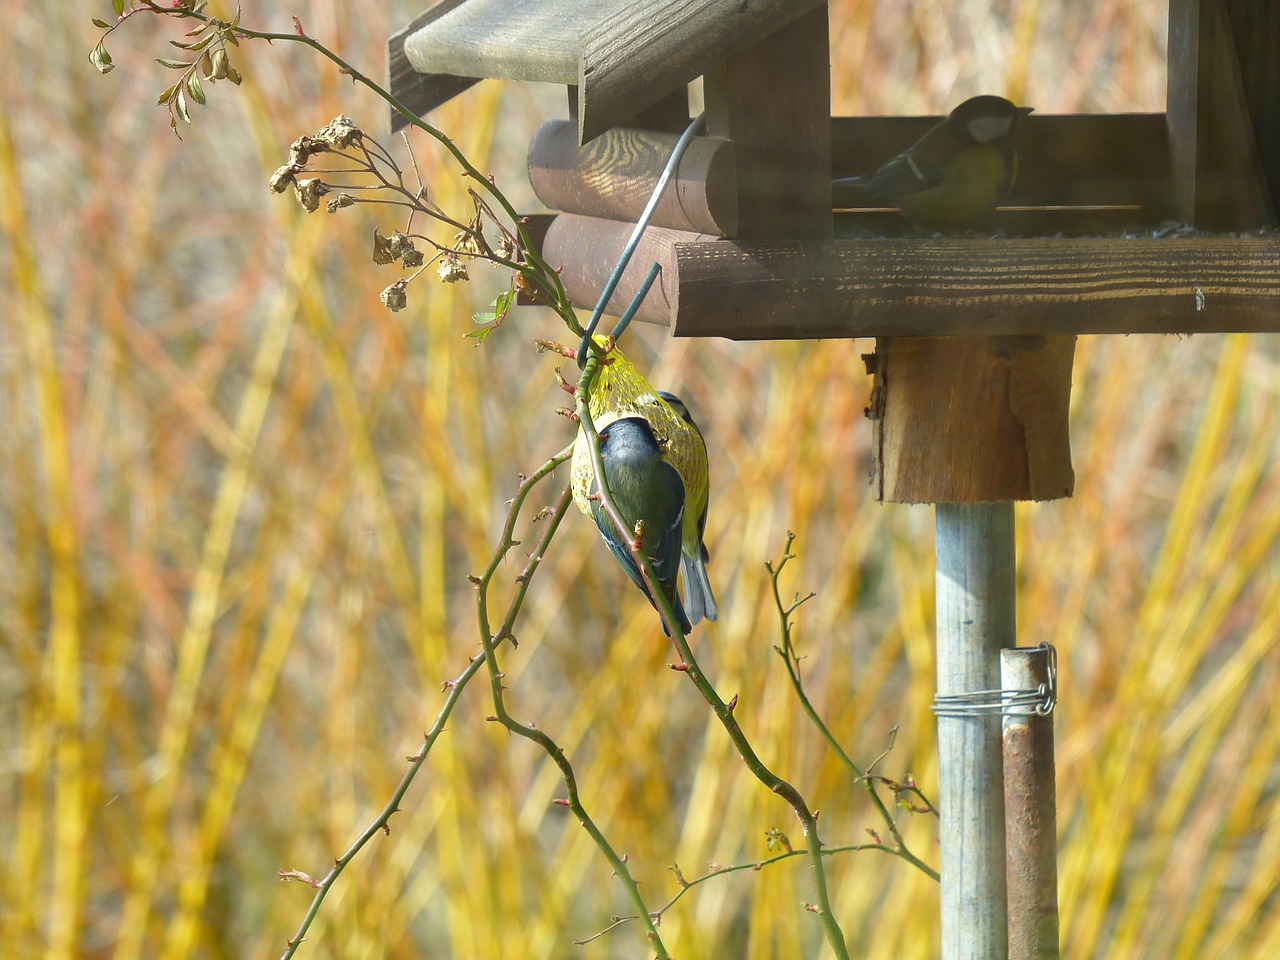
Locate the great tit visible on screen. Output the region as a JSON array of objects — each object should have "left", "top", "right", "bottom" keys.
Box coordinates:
[
  {"left": 588, "top": 416, "right": 693, "bottom": 637},
  {"left": 653, "top": 390, "right": 718, "bottom": 627},
  {"left": 832, "top": 95, "right": 1033, "bottom": 232}
]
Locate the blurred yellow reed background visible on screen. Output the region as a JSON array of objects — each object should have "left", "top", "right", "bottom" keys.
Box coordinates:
[{"left": 4, "top": 1, "right": 1280, "bottom": 958}]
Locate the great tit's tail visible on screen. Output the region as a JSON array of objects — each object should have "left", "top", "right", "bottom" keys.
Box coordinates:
[{"left": 680, "top": 552, "right": 719, "bottom": 627}]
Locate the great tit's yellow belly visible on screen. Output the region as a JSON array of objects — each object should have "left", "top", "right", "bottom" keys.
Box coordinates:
[{"left": 898, "top": 146, "right": 1015, "bottom": 232}]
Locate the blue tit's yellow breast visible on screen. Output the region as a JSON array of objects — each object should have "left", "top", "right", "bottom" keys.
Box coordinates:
[
  {"left": 898, "top": 144, "right": 1015, "bottom": 232},
  {"left": 570, "top": 349, "right": 708, "bottom": 544}
]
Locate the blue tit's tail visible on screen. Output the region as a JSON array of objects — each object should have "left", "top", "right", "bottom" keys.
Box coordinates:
[{"left": 680, "top": 549, "right": 718, "bottom": 626}]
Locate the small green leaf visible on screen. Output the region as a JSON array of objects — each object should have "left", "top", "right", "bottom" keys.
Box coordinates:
[
  {"left": 175, "top": 88, "right": 191, "bottom": 124},
  {"left": 155, "top": 57, "right": 192, "bottom": 70},
  {"left": 493, "top": 288, "right": 513, "bottom": 320},
  {"left": 156, "top": 82, "right": 178, "bottom": 105},
  {"left": 465, "top": 326, "right": 495, "bottom": 344},
  {"left": 186, "top": 73, "right": 206, "bottom": 105},
  {"left": 471, "top": 310, "right": 497, "bottom": 324},
  {"left": 92, "top": 18, "right": 110, "bottom": 28},
  {"left": 112, "top": 0, "right": 124, "bottom": 15}
]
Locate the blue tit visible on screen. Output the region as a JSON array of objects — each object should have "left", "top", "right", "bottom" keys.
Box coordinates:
[
  {"left": 833, "top": 95, "right": 1032, "bottom": 232},
  {"left": 589, "top": 416, "right": 692, "bottom": 637},
  {"left": 654, "top": 390, "right": 718, "bottom": 627},
  {"left": 570, "top": 345, "right": 713, "bottom": 631}
]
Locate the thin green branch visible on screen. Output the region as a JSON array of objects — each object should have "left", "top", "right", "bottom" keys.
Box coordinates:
[
  {"left": 572, "top": 349, "right": 849, "bottom": 958},
  {"left": 99, "top": 8, "right": 862, "bottom": 954},
  {"left": 767, "top": 532, "right": 939, "bottom": 883},
  {"left": 473, "top": 480, "right": 670, "bottom": 958},
  {"left": 577, "top": 838, "right": 915, "bottom": 944},
  {"left": 276, "top": 651, "right": 484, "bottom": 958},
  {"left": 276, "top": 446, "right": 574, "bottom": 959}
]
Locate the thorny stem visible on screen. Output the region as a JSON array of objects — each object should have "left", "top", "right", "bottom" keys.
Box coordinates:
[
  {"left": 578, "top": 839, "right": 911, "bottom": 944},
  {"left": 665, "top": 635, "right": 850, "bottom": 958},
  {"left": 574, "top": 346, "right": 850, "bottom": 959},
  {"left": 277, "top": 653, "right": 485, "bottom": 959},
  {"left": 115, "top": 5, "right": 657, "bottom": 954},
  {"left": 767, "top": 532, "right": 940, "bottom": 882},
  {"left": 474, "top": 485, "right": 671, "bottom": 957},
  {"left": 277, "top": 447, "right": 575, "bottom": 960},
  {"left": 113, "top": 7, "right": 860, "bottom": 956}
]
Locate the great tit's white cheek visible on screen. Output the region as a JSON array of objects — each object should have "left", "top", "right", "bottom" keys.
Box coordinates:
[{"left": 967, "top": 114, "right": 1014, "bottom": 143}]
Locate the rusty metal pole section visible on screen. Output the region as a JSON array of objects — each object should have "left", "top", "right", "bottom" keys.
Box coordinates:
[
  {"left": 1002, "top": 645, "right": 1060, "bottom": 960},
  {"left": 934, "top": 502, "right": 1014, "bottom": 960}
]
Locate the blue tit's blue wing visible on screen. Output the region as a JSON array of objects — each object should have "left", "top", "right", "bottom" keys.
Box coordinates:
[
  {"left": 643, "top": 459, "right": 689, "bottom": 631},
  {"left": 592, "top": 450, "right": 691, "bottom": 637},
  {"left": 595, "top": 511, "right": 649, "bottom": 598}
]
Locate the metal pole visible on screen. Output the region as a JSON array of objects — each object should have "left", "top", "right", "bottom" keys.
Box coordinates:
[
  {"left": 935, "top": 502, "right": 1014, "bottom": 960},
  {"left": 1003, "top": 646, "right": 1060, "bottom": 960}
]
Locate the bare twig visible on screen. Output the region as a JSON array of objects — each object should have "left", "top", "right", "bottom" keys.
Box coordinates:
[
  {"left": 277, "top": 446, "right": 574, "bottom": 960},
  {"left": 572, "top": 346, "right": 851, "bottom": 958},
  {"left": 767, "top": 532, "right": 939, "bottom": 882}
]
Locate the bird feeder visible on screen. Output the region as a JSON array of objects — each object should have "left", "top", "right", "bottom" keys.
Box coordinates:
[{"left": 389, "top": 0, "right": 1280, "bottom": 956}]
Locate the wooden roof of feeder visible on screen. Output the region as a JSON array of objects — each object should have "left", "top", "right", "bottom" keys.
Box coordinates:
[{"left": 389, "top": 0, "right": 825, "bottom": 143}]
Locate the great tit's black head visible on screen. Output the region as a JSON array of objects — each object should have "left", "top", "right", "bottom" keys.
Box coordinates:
[
  {"left": 653, "top": 390, "right": 694, "bottom": 427},
  {"left": 948, "top": 95, "right": 1034, "bottom": 145}
]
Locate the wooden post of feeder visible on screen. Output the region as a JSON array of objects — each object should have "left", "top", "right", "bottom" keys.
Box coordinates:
[{"left": 867, "top": 326, "right": 1074, "bottom": 960}]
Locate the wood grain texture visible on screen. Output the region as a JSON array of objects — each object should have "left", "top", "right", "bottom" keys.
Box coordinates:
[
  {"left": 1167, "top": 0, "right": 1274, "bottom": 228},
  {"left": 579, "top": 0, "right": 825, "bottom": 144},
  {"left": 388, "top": 0, "right": 479, "bottom": 133},
  {"left": 540, "top": 214, "right": 713, "bottom": 322},
  {"left": 870, "top": 337, "right": 1075, "bottom": 503},
  {"left": 668, "top": 236, "right": 1280, "bottom": 338},
  {"left": 527, "top": 120, "right": 737, "bottom": 234},
  {"left": 835, "top": 208, "right": 1171, "bottom": 237},
  {"left": 702, "top": 3, "right": 831, "bottom": 239},
  {"left": 401, "top": 0, "right": 623, "bottom": 85},
  {"left": 834, "top": 113, "right": 1172, "bottom": 216}
]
